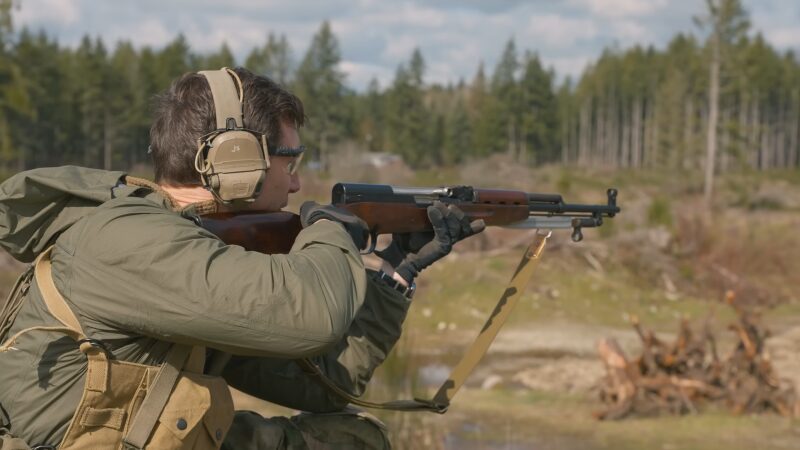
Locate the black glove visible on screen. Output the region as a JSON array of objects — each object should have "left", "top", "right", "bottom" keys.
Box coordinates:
[
  {"left": 300, "top": 201, "right": 369, "bottom": 250},
  {"left": 377, "top": 201, "right": 485, "bottom": 283}
]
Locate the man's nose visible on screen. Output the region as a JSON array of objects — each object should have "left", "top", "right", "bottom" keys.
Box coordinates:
[{"left": 289, "top": 173, "right": 301, "bottom": 193}]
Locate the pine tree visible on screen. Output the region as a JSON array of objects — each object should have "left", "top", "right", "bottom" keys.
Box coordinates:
[
  {"left": 519, "top": 52, "right": 558, "bottom": 164},
  {"left": 294, "top": 21, "right": 347, "bottom": 168},
  {"left": 444, "top": 98, "right": 471, "bottom": 164},
  {"left": 202, "top": 42, "right": 236, "bottom": 69},
  {"left": 489, "top": 39, "right": 520, "bottom": 156},
  {"left": 245, "top": 33, "right": 292, "bottom": 85},
  {"left": 385, "top": 49, "right": 429, "bottom": 166}
]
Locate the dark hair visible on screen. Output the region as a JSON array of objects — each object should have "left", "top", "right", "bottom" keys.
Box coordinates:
[{"left": 149, "top": 67, "right": 305, "bottom": 185}]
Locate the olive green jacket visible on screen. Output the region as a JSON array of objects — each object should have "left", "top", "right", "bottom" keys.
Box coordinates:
[{"left": 0, "top": 167, "right": 411, "bottom": 446}]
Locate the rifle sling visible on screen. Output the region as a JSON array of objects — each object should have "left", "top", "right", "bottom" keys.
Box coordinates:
[{"left": 299, "top": 231, "right": 550, "bottom": 414}]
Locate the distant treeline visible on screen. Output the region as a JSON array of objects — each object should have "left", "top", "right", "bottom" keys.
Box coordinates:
[{"left": 0, "top": 1, "right": 798, "bottom": 173}]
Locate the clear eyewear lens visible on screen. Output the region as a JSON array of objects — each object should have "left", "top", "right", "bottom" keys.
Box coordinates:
[{"left": 286, "top": 152, "right": 304, "bottom": 175}]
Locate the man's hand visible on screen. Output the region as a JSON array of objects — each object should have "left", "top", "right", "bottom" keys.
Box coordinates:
[
  {"left": 300, "top": 201, "right": 369, "bottom": 250},
  {"left": 376, "top": 201, "right": 485, "bottom": 283}
]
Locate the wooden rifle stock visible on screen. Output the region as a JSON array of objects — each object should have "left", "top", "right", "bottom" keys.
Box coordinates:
[
  {"left": 198, "top": 203, "right": 528, "bottom": 253},
  {"left": 199, "top": 182, "right": 619, "bottom": 253}
]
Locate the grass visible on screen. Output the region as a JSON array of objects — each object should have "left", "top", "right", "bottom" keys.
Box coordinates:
[
  {"left": 406, "top": 388, "right": 800, "bottom": 450},
  {"left": 407, "top": 248, "right": 739, "bottom": 334}
]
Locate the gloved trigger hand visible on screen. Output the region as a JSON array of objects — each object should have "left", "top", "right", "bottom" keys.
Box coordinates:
[
  {"left": 299, "top": 201, "right": 369, "bottom": 250},
  {"left": 391, "top": 201, "right": 485, "bottom": 284}
]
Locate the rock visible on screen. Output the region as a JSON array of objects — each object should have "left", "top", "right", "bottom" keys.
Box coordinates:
[
  {"left": 481, "top": 374, "right": 504, "bottom": 390},
  {"left": 512, "top": 358, "right": 603, "bottom": 393}
]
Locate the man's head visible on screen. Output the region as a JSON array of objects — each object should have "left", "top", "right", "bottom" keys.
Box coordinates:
[{"left": 150, "top": 67, "right": 304, "bottom": 210}]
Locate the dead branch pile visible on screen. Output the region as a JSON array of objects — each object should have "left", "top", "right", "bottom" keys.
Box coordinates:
[{"left": 595, "top": 292, "right": 798, "bottom": 420}]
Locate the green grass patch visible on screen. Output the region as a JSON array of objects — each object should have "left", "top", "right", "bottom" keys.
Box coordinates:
[
  {"left": 409, "top": 250, "right": 738, "bottom": 333},
  {"left": 407, "top": 388, "right": 800, "bottom": 450}
]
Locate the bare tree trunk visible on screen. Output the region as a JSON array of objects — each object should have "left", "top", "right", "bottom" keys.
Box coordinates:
[
  {"left": 610, "top": 97, "right": 620, "bottom": 167},
  {"left": 621, "top": 100, "right": 631, "bottom": 168},
  {"left": 760, "top": 119, "right": 770, "bottom": 170},
  {"left": 789, "top": 91, "right": 799, "bottom": 168},
  {"left": 593, "top": 99, "right": 606, "bottom": 165},
  {"left": 632, "top": 97, "right": 642, "bottom": 169},
  {"left": 561, "top": 115, "right": 569, "bottom": 165},
  {"left": 720, "top": 106, "right": 730, "bottom": 173},
  {"left": 103, "top": 112, "right": 112, "bottom": 171},
  {"left": 703, "top": 30, "right": 720, "bottom": 206},
  {"left": 507, "top": 121, "right": 515, "bottom": 159},
  {"left": 571, "top": 110, "right": 579, "bottom": 165},
  {"left": 750, "top": 93, "right": 760, "bottom": 169},
  {"left": 776, "top": 101, "right": 786, "bottom": 168},
  {"left": 642, "top": 99, "right": 651, "bottom": 169},
  {"left": 683, "top": 98, "right": 695, "bottom": 170},
  {"left": 579, "top": 100, "right": 591, "bottom": 166},
  {"left": 737, "top": 94, "right": 748, "bottom": 170}
]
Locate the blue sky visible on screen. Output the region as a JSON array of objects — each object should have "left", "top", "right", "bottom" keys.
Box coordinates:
[{"left": 14, "top": 0, "right": 800, "bottom": 90}]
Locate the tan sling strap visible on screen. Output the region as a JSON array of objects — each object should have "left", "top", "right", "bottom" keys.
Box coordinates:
[
  {"left": 298, "top": 230, "right": 551, "bottom": 413},
  {"left": 33, "top": 247, "right": 111, "bottom": 392},
  {"left": 122, "top": 344, "right": 193, "bottom": 450}
]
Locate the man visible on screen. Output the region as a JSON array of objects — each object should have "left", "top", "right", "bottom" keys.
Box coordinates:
[{"left": 0, "top": 67, "right": 482, "bottom": 449}]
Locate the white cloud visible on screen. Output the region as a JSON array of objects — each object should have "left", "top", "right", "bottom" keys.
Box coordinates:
[
  {"left": 106, "top": 18, "right": 172, "bottom": 48},
  {"left": 570, "top": 0, "right": 669, "bottom": 18},
  {"left": 765, "top": 28, "right": 800, "bottom": 48},
  {"left": 524, "top": 14, "right": 598, "bottom": 48},
  {"left": 609, "top": 19, "right": 649, "bottom": 41},
  {"left": 15, "top": 0, "right": 80, "bottom": 26}
]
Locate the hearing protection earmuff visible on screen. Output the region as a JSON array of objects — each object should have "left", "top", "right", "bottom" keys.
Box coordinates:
[{"left": 194, "top": 68, "right": 270, "bottom": 204}]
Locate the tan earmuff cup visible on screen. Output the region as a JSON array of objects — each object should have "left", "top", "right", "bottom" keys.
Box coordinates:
[{"left": 206, "top": 130, "right": 268, "bottom": 202}]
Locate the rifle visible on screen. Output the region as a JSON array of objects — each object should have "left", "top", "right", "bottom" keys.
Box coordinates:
[
  {"left": 200, "top": 182, "right": 620, "bottom": 413},
  {"left": 199, "top": 182, "right": 620, "bottom": 253}
]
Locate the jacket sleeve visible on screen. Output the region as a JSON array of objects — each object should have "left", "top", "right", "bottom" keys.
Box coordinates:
[
  {"left": 221, "top": 270, "right": 412, "bottom": 412},
  {"left": 58, "top": 198, "right": 368, "bottom": 358}
]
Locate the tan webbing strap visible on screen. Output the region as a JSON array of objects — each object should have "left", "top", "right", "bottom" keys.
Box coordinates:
[
  {"left": 432, "top": 231, "right": 550, "bottom": 406},
  {"left": 35, "top": 247, "right": 110, "bottom": 392},
  {"left": 184, "top": 345, "right": 207, "bottom": 373},
  {"left": 35, "top": 247, "right": 85, "bottom": 335},
  {"left": 199, "top": 68, "right": 244, "bottom": 129},
  {"left": 298, "top": 231, "right": 551, "bottom": 414},
  {"left": 123, "top": 344, "right": 193, "bottom": 450}
]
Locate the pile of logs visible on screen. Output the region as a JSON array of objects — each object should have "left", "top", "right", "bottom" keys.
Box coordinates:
[{"left": 595, "top": 292, "right": 798, "bottom": 420}]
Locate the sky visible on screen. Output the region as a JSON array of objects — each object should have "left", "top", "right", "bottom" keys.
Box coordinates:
[{"left": 13, "top": 0, "right": 800, "bottom": 91}]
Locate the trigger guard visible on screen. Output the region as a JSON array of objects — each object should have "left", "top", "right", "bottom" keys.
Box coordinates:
[{"left": 361, "top": 230, "right": 378, "bottom": 255}]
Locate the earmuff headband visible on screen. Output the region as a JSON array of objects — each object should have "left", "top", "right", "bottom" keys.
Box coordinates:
[{"left": 198, "top": 68, "right": 244, "bottom": 129}]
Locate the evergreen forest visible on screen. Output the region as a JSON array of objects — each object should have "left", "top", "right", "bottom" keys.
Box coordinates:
[{"left": 0, "top": 0, "right": 797, "bottom": 178}]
